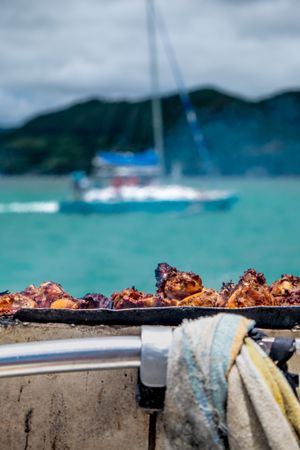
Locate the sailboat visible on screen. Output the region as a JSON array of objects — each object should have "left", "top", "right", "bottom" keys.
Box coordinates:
[{"left": 59, "top": 0, "right": 237, "bottom": 214}]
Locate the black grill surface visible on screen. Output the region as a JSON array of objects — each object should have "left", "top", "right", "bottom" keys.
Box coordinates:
[{"left": 10, "top": 306, "right": 300, "bottom": 329}]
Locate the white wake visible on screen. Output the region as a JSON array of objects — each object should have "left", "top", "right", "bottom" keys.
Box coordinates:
[{"left": 0, "top": 202, "right": 59, "bottom": 213}]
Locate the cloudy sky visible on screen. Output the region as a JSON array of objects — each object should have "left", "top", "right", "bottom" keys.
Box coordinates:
[{"left": 1, "top": 0, "right": 300, "bottom": 126}]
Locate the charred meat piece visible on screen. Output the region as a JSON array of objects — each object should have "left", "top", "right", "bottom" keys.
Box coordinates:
[
  {"left": 78, "top": 293, "right": 112, "bottom": 309},
  {"left": 226, "top": 268, "right": 275, "bottom": 308},
  {"left": 226, "top": 286, "right": 275, "bottom": 308},
  {"left": 0, "top": 293, "right": 36, "bottom": 314},
  {"left": 0, "top": 282, "right": 111, "bottom": 313},
  {"left": 21, "top": 282, "right": 75, "bottom": 308},
  {"left": 0, "top": 290, "right": 12, "bottom": 313},
  {"left": 238, "top": 268, "right": 267, "bottom": 287},
  {"left": 180, "top": 288, "right": 224, "bottom": 307},
  {"left": 277, "top": 291, "right": 300, "bottom": 306},
  {"left": 111, "top": 287, "right": 162, "bottom": 309},
  {"left": 155, "top": 263, "right": 203, "bottom": 300},
  {"left": 219, "top": 281, "right": 236, "bottom": 306},
  {"left": 155, "top": 263, "right": 176, "bottom": 290},
  {"left": 271, "top": 275, "right": 300, "bottom": 297},
  {"left": 38, "top": 281, "right": 75, "bottom": 307},
  {"left": 51, "top": 299, "right": 79, "bottom": 309},
  {"left": 0, "top": 294, "right": 14, "bottom": 314},
  {"left": 20, "top": 284, "right": 41, "bottom": 304},
  {"left": 11, "top": 293, "right": 37, "bottom": 309},
  {"left": 39, "top": 281, "right": 68, "bottom": 302},
  {"left": 271, "top": 275, "right": 300, "bottom": 306}
]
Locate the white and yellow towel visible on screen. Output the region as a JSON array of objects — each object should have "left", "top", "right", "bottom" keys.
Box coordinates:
[{"left": 164, "top": 314, "right": 300, "bottom": 450}]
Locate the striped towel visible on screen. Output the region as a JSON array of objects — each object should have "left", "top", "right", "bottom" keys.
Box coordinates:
[{"left": 164, "top": 314, "right": 300, "bottom": 450}]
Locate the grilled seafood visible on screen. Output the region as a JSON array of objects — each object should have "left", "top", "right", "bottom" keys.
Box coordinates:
[
  {"left": 111, "top": 287, "right": 164, "bottom": 309},
  {"left": 0, "top": 266, "right": 299, "bottom": 314},
  {"left": 51, "top": 299, "right": 79, "bottom": 309},
  {"left": 0, "top": 292, "right": 36, "bottom": 313},
  {"left": 271, "top": 275, "right": 300, "bottom": 297},
  {"left": 0, "top": 296, "right": 13, "bottom": 314},
  {"left": 78, "top": 293, "right": 112, "bottom": 309},
  {"left": 180, "top": 288, "right": 223, "bottom": 307},
  {"left": 219, "top": 281, "right": 236, "bottom": 305},
  {"left": 271, "top": 275, "right": 300, "bottom": 305},
  {"left": 155, "top": 263, "right": 203, "bottom": 300},
  {"left": 239, "top": 268, "right": 267, "bottom": 287},
  {"left": 226, "top": 286, "right": 275, "bottom": 308},
  {"left": 226, "top": 269, "right": 275, "bottom": 308},
  {"left": 276, "top": 291, "right": 300, "bottom": 306},
  {"left": 0, "top": 282, "right": 83, "bottom": 313},
  {"left": 21, "top": 282, "right": 75, "bottom": 308}
]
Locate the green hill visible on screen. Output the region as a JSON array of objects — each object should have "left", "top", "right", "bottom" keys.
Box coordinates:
[{"left": 0, "top": 88, "right": 300, "bottom": 175}]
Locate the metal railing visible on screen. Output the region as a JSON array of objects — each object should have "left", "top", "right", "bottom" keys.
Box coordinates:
[
  {"left": 0, "top": 336, "right": 141, "bottom": 378},
  {"left": 0, "top": 327, "right": 298, "bottom": 387}
]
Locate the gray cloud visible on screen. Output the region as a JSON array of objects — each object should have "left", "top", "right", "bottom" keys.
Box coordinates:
[{"left": 0, "top": 0, "right": 300, "bottom": 125}]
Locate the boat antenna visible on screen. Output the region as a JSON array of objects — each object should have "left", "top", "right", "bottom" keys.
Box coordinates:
[
  {"left": 148, "top": 2, "right": 214, "bottom": 176},
  {"left": 146, "top": 0, "right": 165, "bottom": 176}
]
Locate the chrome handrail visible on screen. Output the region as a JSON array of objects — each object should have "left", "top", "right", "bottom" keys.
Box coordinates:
[{"left": 0, "top": 336, "right": 141, "bottom": 378}]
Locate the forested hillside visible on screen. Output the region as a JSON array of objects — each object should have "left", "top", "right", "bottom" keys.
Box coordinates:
[{"left": 0, "top": 88, "right": 299, "bottom": 175}]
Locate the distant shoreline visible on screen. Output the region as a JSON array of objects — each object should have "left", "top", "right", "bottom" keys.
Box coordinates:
[{"left": 1, "top": 87, "right": 300, "bottom": 176}]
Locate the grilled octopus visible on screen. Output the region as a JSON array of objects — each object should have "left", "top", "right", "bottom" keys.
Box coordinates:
[
  {"left": 21, "top": 282, "right": 75, "bottom": 308},
  {"left": 226, "top": 269, "right": 275, "bottom": 308},
  {"left": 155, "top": 263, "right": 203, "bottom": 301},
  {"left": 78, "top": 293, "right": 112, "bottom": 309},
  {"left": 0, "top": 267, "right": 299, "bottom": 314},
  {"left": 111, "top": 287, "right": 165, "bottom": 309},
  {"left": 219, "top": 281, "right": 236, "bottom": 306},
  {"left": 179, "top": 288, "right": 224, "bottom": 307},
  {"left": 271, "top": 275, "right": 300, "bottom": 306},
  {"left": 0, "top": 292, "right": 36, "bottom": 314},
  {"left": 0, "top": 282, "right": 110, "bottom": 313}
]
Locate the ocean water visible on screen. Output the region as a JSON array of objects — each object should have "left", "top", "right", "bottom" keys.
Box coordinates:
[{"left": 0, "top": 176, "right": 299, "bottom": 297}]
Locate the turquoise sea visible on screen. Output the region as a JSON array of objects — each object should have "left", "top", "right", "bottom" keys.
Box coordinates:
[{"left": 0, "top": 177, "right": 299, "bottom": 297}]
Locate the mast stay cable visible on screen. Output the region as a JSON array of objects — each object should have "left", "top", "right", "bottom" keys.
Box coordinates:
[
  {"left": 148, "top": 2, "right": 214, "bottom": 175},
  {"left": 146, "top": 0, "right": 165, "bottom": 175}
]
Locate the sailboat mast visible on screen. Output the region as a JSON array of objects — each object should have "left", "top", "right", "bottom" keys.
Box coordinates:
[{"left": 146, "top": 0, "right": 165, "bottom": 175}]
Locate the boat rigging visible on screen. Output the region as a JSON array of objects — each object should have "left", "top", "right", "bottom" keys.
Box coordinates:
[{"left": 59, "top": 0, "right": 238, "bottom": 213}]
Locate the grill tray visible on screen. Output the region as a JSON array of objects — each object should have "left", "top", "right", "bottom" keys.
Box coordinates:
[{"left": 11, "top": 306, "right": 300, "bottom": 329}]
